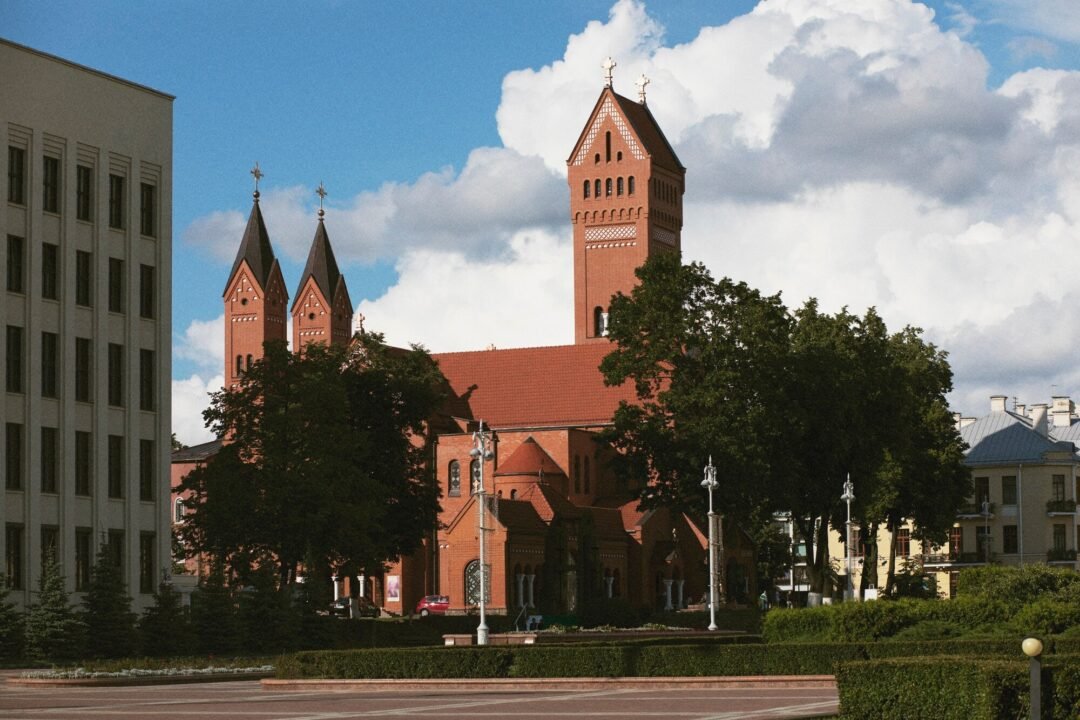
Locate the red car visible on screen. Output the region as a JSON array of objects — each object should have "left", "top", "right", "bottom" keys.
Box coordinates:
[{"left": 414, "top": 595, "right": 449, "bottom": 616}]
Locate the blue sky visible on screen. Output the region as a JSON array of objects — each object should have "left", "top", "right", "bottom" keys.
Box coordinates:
[{"left": 6, "top": 0, "right": 1080, "bottom": 443}]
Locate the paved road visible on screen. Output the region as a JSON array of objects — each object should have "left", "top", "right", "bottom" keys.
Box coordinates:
[{"left": 0, "top": 679, "right": 838, "bottom": 719}]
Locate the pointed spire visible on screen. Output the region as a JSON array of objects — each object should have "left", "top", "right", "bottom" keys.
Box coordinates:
[
  {"left": 225, "top": 168, "right": 278, "bottom": 295},
  {"left": 291, "top": 194, "right": 350, "bottom": 313}
]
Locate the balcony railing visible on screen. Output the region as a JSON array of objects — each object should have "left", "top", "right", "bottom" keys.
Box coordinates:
[
  {"left": 1046, "top": 499, "right": 1078, "bottom": 514},
  {"left": 922, "top": 551, "right": 996, "bottom": 566},
  {"left": 957, "top": 502, "right": 995, "bottom": 518},
  {"left": 1047, "top": 548, "right": 1077, "bottom": 562}
]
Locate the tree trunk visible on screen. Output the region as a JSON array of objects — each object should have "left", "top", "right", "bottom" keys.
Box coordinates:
[
  {"left": 884, "top": 522, "right": 898, "bottom": 596},
  {"left": 860, "top": 521, "right": 878, "bottom": 593}
]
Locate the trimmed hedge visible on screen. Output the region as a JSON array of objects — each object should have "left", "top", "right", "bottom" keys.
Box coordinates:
[
  {"left": 836, "top": 657, "right": 1027, "bottom": 720},
  {"left": 762, "top": 596, "right": 1064, "bottom": 643},
  {"left": 277, "top": 638, "right": 1047, "bottom": 680},
  {"left": 837, "top": 655, "right": 1080, "bottom": 720},
  {"left": 277, "top": 647, "right": 514, "bottom": 679}
]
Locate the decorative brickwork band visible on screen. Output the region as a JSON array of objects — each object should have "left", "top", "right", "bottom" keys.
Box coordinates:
[
  {"left": 584, "top": 224, "right": 637, "bottom": 241},
  {"left": 652, "top": 227, "right": 677, "bottom": 245}
]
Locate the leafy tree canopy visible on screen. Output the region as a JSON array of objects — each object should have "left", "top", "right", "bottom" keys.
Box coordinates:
[
  {"left": 178, "top": 333, "right": 445, "bottom": 585},
  {"left": 601, "top": 253, "right": 969, "bottom": 595}
]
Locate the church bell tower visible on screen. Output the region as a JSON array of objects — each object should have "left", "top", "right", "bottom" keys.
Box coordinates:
[
  {"left": 567, "top": 58, "right": 686, "bottom": 344},
  {"left": 222, "top": 164, "right": 288, "bottom": 387}
]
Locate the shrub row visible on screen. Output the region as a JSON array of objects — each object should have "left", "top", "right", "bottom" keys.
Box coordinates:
[
  {"left": 763, "top": 595, "right": 1080, "bottom": 643},
  {"left": 836, "top": 655, "right": 1080, "bottom": 720},
  {"left": 277, "top": 638, "right": 1059, "bottom": 680}
]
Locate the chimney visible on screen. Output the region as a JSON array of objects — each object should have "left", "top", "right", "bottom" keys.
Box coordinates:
[
  {"left": 960, "top": 417, "right": 976, "bottom": 428},
  {"left": 1015, "top": 403, "right": 1026, "bottom": 417},
  {"left": 1052, "top": 396, "right": 1073, "bottom": 428},
  {"left": 1031, "top": 404, "right": 1049, "bottom": 436},
  {"left": 953, "top": 412, "right": 962, "bottom": 430},
  {"left": 990, "top": 395, "right": 1008, "bottom": 413}
]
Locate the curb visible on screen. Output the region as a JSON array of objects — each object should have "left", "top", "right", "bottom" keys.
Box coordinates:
[
  {"left": 261, "top": 675, "right": 836, "bottom": 692},
  {"left": 9, "top": 671, "right": 273, "bottom": 687}
]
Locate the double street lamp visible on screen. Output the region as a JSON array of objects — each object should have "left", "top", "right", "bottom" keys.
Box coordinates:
[
  {"left": 841, "top": 475, "right": 855, "bottom": 601},
  {"left": 470, "top": 420, "right": 494, "bottom": 645},
  {"left": 701, "top": 456, "right": 719, "bottom": 632}
]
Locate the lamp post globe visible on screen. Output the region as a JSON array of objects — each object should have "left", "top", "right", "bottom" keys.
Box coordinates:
[
  {"left": 702, "top": 456, "right": 719, "bottom": 632},
  {"left": 841, "top": 476, "right": 855, "bottom": 601},
  {"left": 471, "top": 421, "right": 494, "bottom": 645}
]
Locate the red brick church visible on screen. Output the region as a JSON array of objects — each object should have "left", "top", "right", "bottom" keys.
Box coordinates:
[{"left": 172, "top": 66, "right": 756, "bottom": 617}]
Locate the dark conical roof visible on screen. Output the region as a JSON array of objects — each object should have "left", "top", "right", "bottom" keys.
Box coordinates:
[
  {"left": 291, "top": 218, "right": 349, "bottom": 311},
  {"left": 224, "top": 197, "right": 277, "bottom": 295}
]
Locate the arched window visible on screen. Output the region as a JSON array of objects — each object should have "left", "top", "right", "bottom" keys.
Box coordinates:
[
  {"left": 605, "top": 131, "right": 611, "bottom": 162},
  {"left": 583, "top": 180, "right": 590, "bottom": 199},
  {"left": 617, "top": 151, "right": 623, "bottom": 162},
  {"left": 510, "top": 488, "right": 517, "bottom": 499},
  {"left": 617, "top": 177, "right": 624, "bottom": 196},
  {"left": 246, "top": 354, "right": 253, "bottom": 370},
  {"left": 584, "top": 457, "right": 591, "bottom": 494},
  {"left": 605, "top": 178, "right": 612, "bottom": 196},
  {"left": 173, "top": 497, "right": 185, "bottom": 523},
  {"left": 594, "top": 153, "right": 601, "bottom": 164},
  {"left": 628, "top": 176, "right": 635, "bottom": 195},
  {"left": 465, "top": 559, "right": 490, "bottom": 605},
  {"left": 470, "top": 459, "right": 481, "bottom": 494},
  {"left": 573, "top": 455, "right": 581, "bottom": 494},
  {"left": 448, "top": 460, "right": 461, "bottom": 497},
  {"left": 594, "top": 307, "right": 608, "bottom": 337},
  {"left": 594, "top": 179, "right": 601, "bottom": 197},
  {"left": 235, "top": 355, "right": 242, "bottom": 376}
]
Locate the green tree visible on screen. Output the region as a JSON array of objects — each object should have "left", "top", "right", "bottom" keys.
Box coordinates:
[
  {"left": 237, "top": 565, "right": 298, "bottom": 654},
  {"left": 178, "top": 334, "right": 444, "bottom": 586},
  {"left": 0, "top": 575, "right": 23, "bottom": 662},
  {"left": 81, "top": 544, "right": 137, "bottom": 659},
  {"left": 190, "top": 565, "right": 240, "bottom": 656},
  {"left": 601, "top": 254, "right": 969, "bottom": 600},
  {"left": 600, "top": 253, "right": 792, "bottom": 517},
  {"left": 138, "top": 582, "right": 192, "bottom": 657},
  {"left": 23, "top": 552, "right": 83, "bottom": 663}
]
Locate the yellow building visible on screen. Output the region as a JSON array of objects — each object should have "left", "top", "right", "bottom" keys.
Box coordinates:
[{"left": 824, "top": 395, "right": 1079, "bottom": 600}]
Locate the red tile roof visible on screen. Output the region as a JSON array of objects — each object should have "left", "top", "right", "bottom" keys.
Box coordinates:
[
  {"left": 495, "top": 437, "right": 566, "bottom": 477},
  {"left": 433, "top": 343, "right": 636, "bottom": 429}
]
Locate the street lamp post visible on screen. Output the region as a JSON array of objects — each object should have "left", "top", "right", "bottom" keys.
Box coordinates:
[
  {"left": 841, "top": 475, "right": 855, "bottom": 602},
  {"left": 1022, "top": 637, "right": 1043, "bottom": 719},
  {"left": 701, "top": 456, "right": 719, "bottom": 632},
  {"left": 470, "top": 420, "right": 494, "bottom": 645}
]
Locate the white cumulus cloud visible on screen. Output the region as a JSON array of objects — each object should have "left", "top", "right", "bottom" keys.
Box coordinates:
[{"left": 178, "top": 0, "right": 1080, "bottom": 427}]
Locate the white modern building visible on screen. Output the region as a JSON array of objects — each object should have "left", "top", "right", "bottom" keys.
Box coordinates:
[{"left": 1, "top": 38, "right": 173, "bottom": 611}]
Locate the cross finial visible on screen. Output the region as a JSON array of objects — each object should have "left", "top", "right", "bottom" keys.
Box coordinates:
[
  {"left": 316, "top": 181, "right": 327, "bottom": 220},
  {"left": 602, "top": 56, "right": 617, "bottom": 88},
  {"left": 636, "top": 74, "right": 650, "bottom": 104},
  {"left": 250, "top": 162, "right": 264, "bottom": 201}
]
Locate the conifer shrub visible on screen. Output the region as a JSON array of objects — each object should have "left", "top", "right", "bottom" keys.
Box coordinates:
[
  {"left": 23, "top": 552, "right": 84, "bottom": 663},
  {"left": 81, "top": 545, "right": 137, "bottom": 659},
  {"left": 191, "top": 568, "right": 241, "bottom": 656},
  {"left": 0, "top": 575, "right": 25, "bottom": 662},
  {"left": 138, "top": 583, "right": 193, "bottom": 657}
]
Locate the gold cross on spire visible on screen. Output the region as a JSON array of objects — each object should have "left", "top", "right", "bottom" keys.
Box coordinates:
[
  {"left": 602, "top": 56, "right": 617, "bottom": 88},
  {"left": 250, "top": 162, "right": 264, "bottom": 200},
  {"left": 636, "top": 74, "right": 650, "bottom": 105},
  {"left": 316, "top": 181, "right": 327, "bottom": 220}
]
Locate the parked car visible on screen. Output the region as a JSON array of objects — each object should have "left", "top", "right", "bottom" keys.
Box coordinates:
[
  {"left": 414, "top": 594, "right": 450, "bottom": 616},
  {"left": 330, "top": 596, "right": 380, "bottom": 618}
]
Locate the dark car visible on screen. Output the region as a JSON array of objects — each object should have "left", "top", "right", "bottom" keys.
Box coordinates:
[
  {"left": 330, "top": 596, "right": 380, "bottom": 618},
  {"left": 414, "top": 594, "right": 449, "bottom": 616}
]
